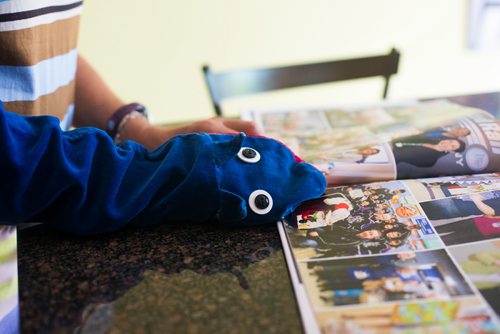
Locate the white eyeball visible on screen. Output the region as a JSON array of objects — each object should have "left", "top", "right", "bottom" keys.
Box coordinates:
[
  {"left": 237, "top": 147, "right": 260, "bottom": 163},
  {"left": 248, "top": 190, "right": 273, "bottom": 215}
]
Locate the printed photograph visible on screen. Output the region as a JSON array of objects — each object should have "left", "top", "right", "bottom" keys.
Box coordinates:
[
  {"left": 296, "top": 128, "right": 379, "bottom": 163},
  {"left": 299, "top": 250, "right": 474, "bottom": 308},
  {"left": 405, "top": 173, "right": 500, "bottom": 202},
  {"left": 308, "top": 142, "right": 396, "bottom": 186},
  {"left": 294, "top": 131, "right": 395, "bottom": 185},
  {"left": 246, "top": 100, "right": 499, "bottom": 186},
  {"left": 380, "top": 100, "right": 484, "bottom": 132},
  {"left": 419, "top": 190, "right": 500, "bottom": 246},
  {"left": 392, "top": 116, "right": 500, "bottom": 179},
  {"left": 324, "top": 107, "right": 395, "bottom": 128},
  {"left": 449, "top": 240, "right": 500, "bottom": 315},
  {"left": 315, "top": 296, "right": 499, "bottom": 334},
  {"left": 392, "top": 125, "right": 471, "bottom": 168},
  {"left": 309, "top": 143, "right": 389, "bottom": 168},
  {"left": 284, "top": 181, "right": 443, "bottom": 260},
  {"left": 256, "top": 108, "right": 329, "bottom": 136}
]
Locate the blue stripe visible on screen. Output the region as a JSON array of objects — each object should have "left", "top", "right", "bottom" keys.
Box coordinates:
[
  {"left": 0, "top": 304, "right": 19, "bottom": 334},
  {"left": 0, "top": 1, "right": 83, "bottom": 23},
  {"left": 0, "top": 49, "right": 77, "bottom": 102}
]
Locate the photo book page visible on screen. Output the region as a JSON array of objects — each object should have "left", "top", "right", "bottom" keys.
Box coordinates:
[
  {"left": 280, "top": 173, "right": 500, "bottom": 333},
  {"left": 243, "top": 99, "right": 500, "bottom": 333},
  {"left": 243, "top": 99, "right": 500, "bottom": 185}
]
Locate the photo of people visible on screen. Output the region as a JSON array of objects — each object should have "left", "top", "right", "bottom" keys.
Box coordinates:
[
  {"left": 248, "top": 100, "right": 500, "bottom": 331},
  {"left": 393, "top": 117, "right": 500, "bottom": 179},
  {"left": 295, "top": 194, "right": 354, "bottom": 229},
  {"left": 315, "top": 297, "right": 498, "bottom": 334},
  {"left": 393, "top": 134, "right": 467, "bottom": 166},
  {"left": 306, "top": 141, "right": 396, "bottom": 185},
  {"left": 449, "top": 240, "right": 500, "bottom": 314},
  {"left": 311, "top": 145, "right": 386, "bottom": 165},
  {"left": 247, "top": 100, "right": 500, "bottom": 186},
  {"left": 285, "top": 182, "right": 443, "bottom": 260},
  {"left": 405, "top": 173, "right": 500, "bottom": 202},
  {"left": 392, "top": 125, "right": 470, "bottom": 173},
  {"left": 297, "top": 129, "right": 383, "bottom": 167},
  {"left": 299, "top": 250, "right": 473, "bottom": 308},
  {"left": 419, "top": 190, "right": 500, "bottom": 245}
]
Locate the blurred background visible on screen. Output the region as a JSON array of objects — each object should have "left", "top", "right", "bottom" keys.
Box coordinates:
[{"left": 79, "top": 0, "right": 500, "bottom": 124}]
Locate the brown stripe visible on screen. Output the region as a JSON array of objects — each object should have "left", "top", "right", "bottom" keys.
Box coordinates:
[
  {"left": 3, "top": 80, "right": 75, "bottom": 120},
  {"left": 0, "top": 16, "right": 79, "bottom": 66}
]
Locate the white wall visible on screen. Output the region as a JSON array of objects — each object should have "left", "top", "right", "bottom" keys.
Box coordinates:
[{"left": 79, "top": 0, "right": 500, "bottom": 124}]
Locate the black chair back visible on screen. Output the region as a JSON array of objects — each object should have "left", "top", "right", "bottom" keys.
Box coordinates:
[{"left": 203, "top": 48, "right": 400, "bottom": 116}]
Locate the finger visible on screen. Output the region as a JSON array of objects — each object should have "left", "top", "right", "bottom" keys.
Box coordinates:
[
  {"left": 222, "top": 119, "right": 261, "bottom": 136},
  {"left": 207, "top": 120, "right": 239, "bottom": 135}
]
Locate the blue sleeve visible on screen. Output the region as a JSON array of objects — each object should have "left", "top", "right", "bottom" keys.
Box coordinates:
[
  {"left": 0, "top": 103, "right": 326, "bottom": 236},
  {"left": 0, "top": 103, "right": 221, "bottom": 235}
]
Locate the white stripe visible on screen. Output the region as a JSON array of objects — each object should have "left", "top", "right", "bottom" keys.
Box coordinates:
[
  {"left": 0, "top": 0, "right": 79, "bottom": 14},
  {"left": 0, "top": 227, "right": 15, "bottom": 241},
  {"left": 60, "top": 104, "right": 74, "bottom": 131},
  {"left": 0, "top": 6, "right": 82, "bottom": 31},
  {"left": 0, "top": 48, "right": 77, "bottom": 101},
  {"left": 0, "top": 294, "right": 17, "bottom": 324},
  {"left": 0, "top": 260, "right": 17, "bottom": 283}
]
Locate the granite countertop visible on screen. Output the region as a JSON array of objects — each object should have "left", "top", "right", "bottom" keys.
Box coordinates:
[
  {"left": 14, "top": 91, "right": 500, "bottom": 333},
  {"left": 17, "top": 223, "right": 302, "bottom": 333}
]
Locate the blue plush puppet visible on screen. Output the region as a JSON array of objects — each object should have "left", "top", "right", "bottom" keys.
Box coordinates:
[{"left": 0, "top": 103, "right": 326, "bottom": 236}]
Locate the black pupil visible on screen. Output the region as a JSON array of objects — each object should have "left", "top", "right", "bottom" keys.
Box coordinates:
[
  {"left": 255, "top": 194, "right": 269, "bottom": 209},
  {"left": 242, "top": 148, "right": 256, "bottom": 159}
]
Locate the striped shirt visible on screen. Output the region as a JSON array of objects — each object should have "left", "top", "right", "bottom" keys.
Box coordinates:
[{"left": 0, "top": 0, "right": 83, "bottom": 130}]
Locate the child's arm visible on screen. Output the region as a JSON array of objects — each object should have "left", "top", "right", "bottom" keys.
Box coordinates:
[
  {"left": 0, "top": 103, "right": 218, "bottom": 235},
  {"left": 0, "top": 103, "right": 326, "bottom": 236}
]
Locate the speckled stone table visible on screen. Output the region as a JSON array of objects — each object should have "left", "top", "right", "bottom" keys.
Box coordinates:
[
  {"left": 16, "top": 91, "right": 500, "bottom": 333},
  {"left": 17, "top": 223, "right": 303, "bottom": 333}
]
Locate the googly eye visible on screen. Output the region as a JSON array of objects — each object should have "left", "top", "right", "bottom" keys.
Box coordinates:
[
  {"left": 237, "top": 147, "right": 260, "bottom": 163},
  {"left": 248, "top": 190, "right": 273, "bottom": 215}
]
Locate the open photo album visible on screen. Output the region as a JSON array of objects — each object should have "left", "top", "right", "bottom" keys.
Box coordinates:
[{"left": 243, "top": 99, "right": 500, "bottom": 333}]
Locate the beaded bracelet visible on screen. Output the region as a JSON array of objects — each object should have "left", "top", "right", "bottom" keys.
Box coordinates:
[
  {"left": 114, "top": 111, "right": 149, "bottom": 145},
  {"left": 106, "top": 103, "right": 148, "bottom": 145}
]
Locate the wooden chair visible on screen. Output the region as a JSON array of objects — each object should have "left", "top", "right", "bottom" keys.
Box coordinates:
[{"left": 202, "top": 48, "right": 400, "bottom": 116}]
